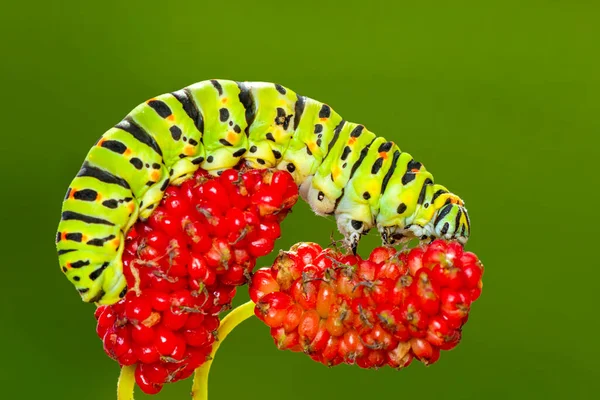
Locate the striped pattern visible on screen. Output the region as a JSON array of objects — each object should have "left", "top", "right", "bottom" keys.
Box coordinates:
[{"left": 57, "top": 80, "right": 470, "bottom": 305}]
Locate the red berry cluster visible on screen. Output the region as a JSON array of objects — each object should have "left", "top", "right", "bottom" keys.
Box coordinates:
[
  {"left": 95, "top": 167, "right": 298, "bottom": 394},
  {"left": 250, "top": 240, "right": 483, "bottom": 369}
]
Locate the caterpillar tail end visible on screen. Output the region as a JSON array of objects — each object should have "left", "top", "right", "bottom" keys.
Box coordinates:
[
  {"left": 95, "top": 238, "right": 128, "bottom": 305},
  {"left": 75, "top": 259, "right": 127, "bottom": 305}
]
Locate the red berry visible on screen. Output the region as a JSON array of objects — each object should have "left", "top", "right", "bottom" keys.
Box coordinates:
[
  {"left": 220, "top": 263, "right": 247, "bottom": 286},
  {"left": 316, "top": 282, "right": 336, "bottom": 318},
  {"left": 154, "top": 327, "right": 178, "bottom": 356},
  {"left": 258, "top": 222, "right": 281, "bottom": 240},
  {"left": 387, "top": 341, "right": 412, "bottom": 369},
  {"left": 161, "top": 307, "right": 189, "bottom": 331},
  {"left": 147, "top": 291, "right": 170, "bottom": 311},
  {"left": 132, "top": 323, "right": 155, "bottom": 345},
  {"left": 407, "top": 248, "right": 425, "bottom": 276},
  {"left": 304, "top": 320, "right": 330, "bottom": 353},
  {"left": 97, "top": 306, "right": 116, "bottom": 328},
  {"left": 200, "top": 181, "right": 231, "bottom": 212},
  {"left": 117, "top": 347, "right": 137, "bottom": 366},
  {"left": 461, "top": 260, "right": 483, "bottom": 289},
  {"left": 248, "top": 237, "right": 275, "bottom": 257},
  {"left": 249, "top": 269, "right": 280, "bottom": 303},
  {"left": 251, "top": 187, "right": 284, "bottom": 216},
  {"left": 412, "top": 268, "right": 440, "bottom": 315},
  {"left": 256, "top": 292, "right": 294, "bottom": 328},
  {"left": 298, "top": 309, "right": 321, "bottom": 344},
  {"left": 470, "top": 283, "right": 483, "bottom": 301},
  {"left": 183, "top": 313, "right": 205, "bottom": 330},
  {"left": 135, "top": 344, "right": 161, "bottom": 364},
  {"left": 167, "top": 336, "right": 187, "bottom": 362},
  {"left": 321, "top": 336, "right": 340, "bottom": 363},
  {"left": 184, "top": 326, "right": 212, "bottom": 347},
  {"left": 440, "top": 289, "right": 471, "bottom": 322},
  {"left": 271, "top": 327, "right": 301, "bottom": 351},
  {"left": 135, "top": 364, "right": 163, "bottom": 394},
  {"left": 426, "top": 315, "right": 451, "bottom": 347},
  {"left": 339, "top": 330, "right": 366, "bottom": 362},
  {"left": 410, "top": 337, "right": 434, "bottom": 362},
  {"left": 294, "top": 242, "right": 321, "bottom": 265},
  {"left": 283, "top": 303, "right": 304, "bottom": 332},
  {"left": 211, "top": 285, "right": 236, "bottom": 307},
  {"left": 431, "top": 263, "right": 466, "bottom": 289},
  {"left": 400, "top": 296, "right": 428, "bottom": 336},
  {"left": 369, "top": 246, "right": 397, "bottom": 264},
  {"left": 139, "top": 363, "right": 169, "bottom": 385},
  {"left": 290, "top": 279, "right": 318, "bottom": 310},
  {"left": 125, "top": 295, "right": 152, "bottom": 323}
]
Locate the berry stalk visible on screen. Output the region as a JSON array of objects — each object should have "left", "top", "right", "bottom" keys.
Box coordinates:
[
  {"left": 117, "top": 365, "right": 135, "bottom": 400},
  {"left": 191, "top": 301, "right": 255, "bottom": 400}
]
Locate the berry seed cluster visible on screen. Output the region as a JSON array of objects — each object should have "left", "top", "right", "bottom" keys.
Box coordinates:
[
  {"left": 250, "top": 240, "right": 483, "bottom": 368},
  {"left": 95, "top": 168, "right": 298, "bottom": 394}
]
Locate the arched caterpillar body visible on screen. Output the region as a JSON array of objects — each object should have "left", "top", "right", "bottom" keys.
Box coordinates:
[{"left": 56, "top": 79, "right": 471, "bottom": 305}]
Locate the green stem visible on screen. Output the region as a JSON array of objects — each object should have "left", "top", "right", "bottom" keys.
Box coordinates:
[
  {"left": 191, "top": 300, "right": 255, "bottom": 400},
  {"left": 117, "top": 365, "right": 136, "bottom": 400}
]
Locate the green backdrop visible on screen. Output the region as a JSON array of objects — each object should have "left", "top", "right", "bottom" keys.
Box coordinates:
[{"left": 1, "top": 1, "right": 597, "bottom": 399}]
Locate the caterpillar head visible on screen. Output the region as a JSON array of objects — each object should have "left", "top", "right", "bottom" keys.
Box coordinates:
[
  {"left": 425, "top": 190, "right": 470, "bottom": 244},
  {"left": 429, "top": 202, "right": 470, "bottom": 244},
  {"left": 378, "top": 191, "right": 470, "bottom": 245}
]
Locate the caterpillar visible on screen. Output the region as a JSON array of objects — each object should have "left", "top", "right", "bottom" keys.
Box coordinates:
[{"left": 56, "top": 79, "right": 471, "bottom": 305}]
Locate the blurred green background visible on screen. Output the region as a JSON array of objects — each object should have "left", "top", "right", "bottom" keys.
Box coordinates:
[{"left": 1, "top": 0, "right": 597, "bottom": 398}]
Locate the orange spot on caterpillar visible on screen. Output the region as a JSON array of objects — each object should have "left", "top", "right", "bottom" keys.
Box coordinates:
[
  {"left": 69, "top": 189, "right": 76, "bottom": 199},
  {"left": 151, "top": 171, "right": 161, "bottom": 181},
  {"left": 184, "top": 146, "right": 195, "bottom": 156},
  {"left": 348, "top": 137, "right": 357, "bottom": 145},
  {"left": 411, "top": 168, "right": 420, "bottom": 172},
  {"left": 124, "top": 149, "right": 132, "bottom": 156},
  {"left": 81, "top": 235, "right": 88, "bottom": 242},
  {"left": 320, "top": 118, "right": 328, "bottom": 122},
  {"left": 61, "top": 232, "right": 67, "bottom": 241},
  {"left": 97, "top": 138, "right": 105, "bottom": 147},
  {"left": 332, "top": 166, "right": 341, "bottom": 180},
  {"left": 112, "top": 238, "right": 121, "bottom": 248},
  {"left": 379, "top": 152, "right": 388, "bottom": 160},
  {"left": 221, "top": 98, "right": 228, "bottom": 104},
  {"left": 146, "top": 98, "right": 157, "bottom": 103},
  {"left": 66, "top": 262, "right": 72, "bottom": 269},
  {"left": 308, "top": 142, "right": 319, "bottom": 154},
  {"left": 227, "top": 132, "right": 237, "bottom": 143},
  {"left": 167, "top": 115, "right": 175, "bottom": 122},
  {"left": 128, "top": 203, "right": 136, "bottom": 213}
]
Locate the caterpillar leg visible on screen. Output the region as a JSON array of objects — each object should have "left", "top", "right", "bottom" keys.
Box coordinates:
[
  {"left": 335, "top": 213, "right": 371, "bottom": 255},
  {"left": 335, "top": 193, "right": 374, "bottom": 254}
]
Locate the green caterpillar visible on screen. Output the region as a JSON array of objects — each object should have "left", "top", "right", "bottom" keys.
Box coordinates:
[{"left": 56, "top": 79, "right": 471, "bottom": 305}]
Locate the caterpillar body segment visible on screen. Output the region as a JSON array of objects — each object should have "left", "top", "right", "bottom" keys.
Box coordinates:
[
  {"left": 57, "top": 79, "right": 471, "bottom": 305},
  {"left": 334, "top": 137, "right": 397, "bottom": 247}
]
